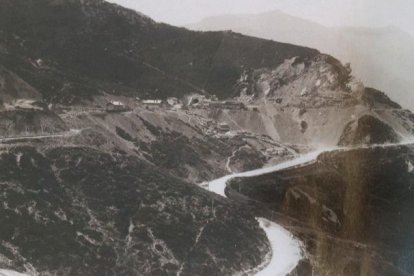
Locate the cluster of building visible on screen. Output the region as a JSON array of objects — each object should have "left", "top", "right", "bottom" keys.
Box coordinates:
[
  {"left": 105, "top": 92, "right": 249, "bottom": 113},
  {"left": 105, "top": 97, "right": 182, "bottom": 112},
  {"left": 2, "top": 99, "right": 48, "bottom": 112},
  {"left": 187, "top": 94, "right": 246, "bottom": 110},
  {"left": 106, "top": 101, "right": 130, "bottom": 112}
]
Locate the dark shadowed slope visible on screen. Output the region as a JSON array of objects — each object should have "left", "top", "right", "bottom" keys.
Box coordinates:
[
  {"left": 0, "top": 145, "right": 269, "bottom": 275},
  {"left": 0, "top": 0, "right": 319, "bottom": 103}
]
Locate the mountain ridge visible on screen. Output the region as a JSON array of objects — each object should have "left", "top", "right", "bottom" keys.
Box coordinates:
[
  {"left": 0, "top": 0, "right": 320, "bottom": 103},
  {"left": 187, "top": 10, "right": 414, "bottom": 110}
]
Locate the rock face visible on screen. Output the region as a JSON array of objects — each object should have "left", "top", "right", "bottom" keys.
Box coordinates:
[
  {"left": 187, "top": 10, "right": 414, "bottom": 111},
  {"left": 338, "top": 115, "right": 400, "bottom": 146},
  {"left": 227, "top": 146, "right": 414, "bottom": 275},
  {"left": 214, "top": 54, "right": 413, "bottom": 146},
  {"left": 237, "top": 55, "right": 355, "bottom": 108}
]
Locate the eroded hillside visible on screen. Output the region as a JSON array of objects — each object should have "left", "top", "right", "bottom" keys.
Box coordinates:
[{"left": 0, "top": 0, "right": 412, "bottom": 275}]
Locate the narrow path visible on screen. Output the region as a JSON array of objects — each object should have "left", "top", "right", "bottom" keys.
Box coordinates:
[
  {"left": 205, "top": 149, "right": 326, "bottom": 276},
  {"left": 0, "top": 129, "right": 83, "bottom": 143}
]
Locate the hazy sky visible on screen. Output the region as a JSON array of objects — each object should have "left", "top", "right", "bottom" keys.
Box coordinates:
[{"left": 108, "top": 0, "right": 414, "bottom": 35}]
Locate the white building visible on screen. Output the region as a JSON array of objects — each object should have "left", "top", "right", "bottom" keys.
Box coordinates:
[
  {"left": 166, "top": 97, "right": 179, "bottom": 106},
  {"left": 106, "top": 101, "right": 129, "bottom": 112},
  {"left": 142, "top": 100, "right": 162, "bottom": 105}
]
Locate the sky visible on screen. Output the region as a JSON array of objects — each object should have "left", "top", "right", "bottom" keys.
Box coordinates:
[{"left": 107, "top": 0, "right": 414, "bottom": 35}]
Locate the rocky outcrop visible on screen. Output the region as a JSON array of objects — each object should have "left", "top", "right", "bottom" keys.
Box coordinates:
[
  {"left": 220, "top": 54, "right": 414, "bottom": 147},
  {"left": 235, "top": 54, "right": 356, "bottom": 108},
  {"left": 187, "top": 10, "right": 414, "bottom": 111},
  {"left": 338, "top": 115, "right": 400, "bottom": 146}
]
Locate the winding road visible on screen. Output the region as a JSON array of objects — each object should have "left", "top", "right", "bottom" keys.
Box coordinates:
[
  {"left": 1, "top": 135, "right": 413, "bottom": 275},
  {"left": 0, "top": 269, "right": 28, "bottom": 276},
  {"left": 205, "top": 149, "right": 328, "bottom": 276},
  {"left": 0, "top": 129, "right": 83, "bottom": 143},
  {"left": 205, "top": 139, "right": 414, "bottom": 276}
]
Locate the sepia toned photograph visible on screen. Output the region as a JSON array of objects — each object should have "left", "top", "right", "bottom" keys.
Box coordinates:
[{"left": 0, "top": 0, "right": 413, "bottom": 275}]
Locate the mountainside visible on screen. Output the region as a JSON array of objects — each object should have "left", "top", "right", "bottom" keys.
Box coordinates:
[
  {"left": 187, "top": 10, "right": 414, "bottom": 111},
  {"left": 0, "top": 0, "right": 319, "bottom": 103},
  {"left": 0, "top": 1, "right": 323, "bottom": 274},
  {"left": 206, "top": 54, "right": 414, "bottom": 146},
  {"left": 228, "top": 145, "right": 414, "bottom": 275},
  {"left": 0, "top": 1, "right": 413, "bottom": 275},
  {"left": 0, "top": 145, "right": 270, "bottom": 275},
  {"left": 1, "top": 0, "right": 411, "bottom": 148}
]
